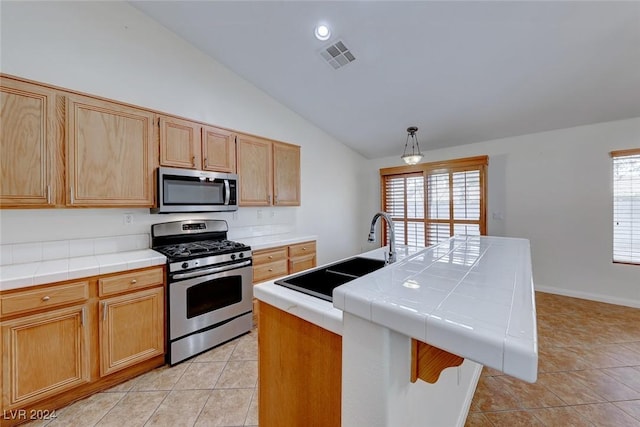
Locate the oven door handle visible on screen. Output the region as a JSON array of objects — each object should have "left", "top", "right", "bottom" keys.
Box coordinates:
[{"left": 172, "top": 260, "right": 251, "bottom": 280}]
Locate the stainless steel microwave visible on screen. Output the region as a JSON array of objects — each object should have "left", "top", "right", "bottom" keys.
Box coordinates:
[{"left": 151, "top": 167, "right": 238, "bottom": 213}]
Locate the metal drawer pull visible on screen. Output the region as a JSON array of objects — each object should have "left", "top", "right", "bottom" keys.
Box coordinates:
[
  {"left": 302, "top": 247, "right": 307, "bottom": 251},
  {"left": 42, "top": 296, "right": 50, "bottom": 301},
  {"left": 268, "top": 268, "right": 273, "bottom": 272},
  {"left": 131, "top": 279, "right": 137, "bottom": 284},
  {"left": 268, "top": 255, "right": 273, "bottom": 259}
]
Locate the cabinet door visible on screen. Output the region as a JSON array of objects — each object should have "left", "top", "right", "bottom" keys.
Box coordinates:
[
  {"left": 273, "top": 142, "right": 300, "bottom": 206},
  {"left": 99, "top": 287, "right": 164, "bottom": 377},
  {"left": 66, "top": 94, "right": 155, "bottom": 207},
  {"left": 1, "top": 305, "right": 90, "bottom": 409},
  {"left": 159, "top": 115, "right": 202, "bottom": 169},
  {"left": 202, "top": 126, "right": 235, "bottom": 173},
  {"left": 236, "top": 134, "right": 272, "bottom": 206},
  {"left": 0, "top": 78, "right": 62, "bottom": 207}
]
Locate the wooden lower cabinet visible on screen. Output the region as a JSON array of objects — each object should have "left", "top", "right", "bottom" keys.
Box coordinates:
[
  {"left": 251, "top": 241, "right": 317, "bottom": 325},
  {"left": 1, "top": 305, "right": 90, "bottom": 410},
  {"left": 0, "top": 266, "right": 166, "bottom": 426},
  {"left": 258, "top": 301, "right": 341, "bottom": 427},
  {"left": 99, "top": 287, "right": 164, "bottom": 377}
]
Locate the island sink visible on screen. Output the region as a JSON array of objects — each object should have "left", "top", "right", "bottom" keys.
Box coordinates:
[{"left": 275, "top": 256, "right": 386, "bottom": 301}]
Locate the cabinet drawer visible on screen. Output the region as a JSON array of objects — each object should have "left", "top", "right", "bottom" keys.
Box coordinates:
[
  {"left": 253, "top": 247, "right": 288, "bottom": 265},
  {"left": 289, "top": 254, "right": 316, "bottom": 274},
  {"left": 288, "top": 241, "right": 316, "bottom": 258},
  {"left": 99, "top": 267, "right": 164, "bottom": 297},
  {"left": 253, "top": 260, "right": 288, "bottom": 283},
  {"left": 1, "top": 281, "right": 89, "bottom": 317}
]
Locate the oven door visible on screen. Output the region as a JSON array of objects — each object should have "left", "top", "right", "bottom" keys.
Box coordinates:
[{"left": 169, "top": 262, "right": 252, "bottom": 339}]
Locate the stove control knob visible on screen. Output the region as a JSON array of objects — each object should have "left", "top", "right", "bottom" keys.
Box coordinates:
[
  {"left": 181, "top": 262, "right": 189, "bottom": 269},
  {"left": 239, "top": 253, "right": 244, "bottom": 259},
  {"left": 231, "top": 254, "right": 236, "bottom": 260}
]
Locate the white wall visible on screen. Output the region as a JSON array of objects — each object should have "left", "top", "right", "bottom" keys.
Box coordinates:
[
  {"left": 368, "top": 118, "right": 640, "bottom": 307},
  {"left": 0, "top": 1, "right": 369, "bottom": 264}
]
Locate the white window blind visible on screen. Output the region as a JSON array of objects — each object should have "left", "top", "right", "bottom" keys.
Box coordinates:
[
  {"left": 612, "top": 150, "right": 640, "bottom": 264},
  {"left": 381, "top": 156, "right": 487, "bottom": 248}
]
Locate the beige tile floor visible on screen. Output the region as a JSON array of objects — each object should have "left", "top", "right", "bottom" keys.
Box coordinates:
[
  {"left": 467, "top": 292, "right": 640, "bottom": 426},
  {"left": 24, "top": 291, "right": 640, "bottom": 427},
  {"left": 25, "top": 331, "right": 258, "bottom": 427}
]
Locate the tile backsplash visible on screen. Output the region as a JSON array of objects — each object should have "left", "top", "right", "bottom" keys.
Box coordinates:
[{"left": 0, "top": 234, "right": 150, "bottom": 266}]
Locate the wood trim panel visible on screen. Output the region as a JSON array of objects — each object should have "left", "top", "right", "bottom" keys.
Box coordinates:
[
  {"left": 380, "top": 155, "right": 489, "bottom": 176},
  {"left": 1, "top": 282, "right": 89, "bottom": 317},
  {"left": 611, "top": 148, "right": 640, "bottom": 157},
  {"left": 410, "top": 339, "right": 464, "bottom": 384},
  {"left": 98, "top": 267, "right": 164, "bottom": 297},
  {"left": 258, "top": 301, "right": 341, "bottom": 427}
]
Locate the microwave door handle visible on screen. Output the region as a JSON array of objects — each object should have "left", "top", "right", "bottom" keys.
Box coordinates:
[{"left": 224, "top": 179, "right": 231, "bottom": 205}]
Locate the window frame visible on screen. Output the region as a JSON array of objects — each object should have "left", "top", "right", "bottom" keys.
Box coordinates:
[
  {"left": 611, "top": 148, "right": 640, "bottom": 266},
  {"left": 380, "top": 155, "right": 488, "bottom": 247}
]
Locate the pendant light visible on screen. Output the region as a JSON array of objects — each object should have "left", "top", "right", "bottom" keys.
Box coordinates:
[{"left": 401, "top": 126, "right": 423, "bottom": 165}]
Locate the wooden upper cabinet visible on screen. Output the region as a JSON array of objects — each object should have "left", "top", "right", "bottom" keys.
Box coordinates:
[
  {"left": 66, "top": 94, "right": 155, "bottom": 207},
  {"left": 0, "top": 77, "right": 63, "bottom": 207},
  {"left": 237, "top": 134, "right": 301, "bottom": 207},
  {"left": 237, "top": 134, "right": 273, "bottom": 206},
  {"left": 159, "top": 115, "right": 202, "bottom": 169},
  {"left": 159, "top": 116, "right": 236, "bottom": 173},
  {"left": 273, "top": 142, "right": 300, "bottom": 206},
  {"left": 202, "top": 125, "right": 235, "bottom": 173}
]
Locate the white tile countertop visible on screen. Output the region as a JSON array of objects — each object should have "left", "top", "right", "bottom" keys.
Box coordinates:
[
  {"left": 333, "top": 235, "right": 538, "bottom": 383},
  {"left": 238, "top": 234, "right": 318, "bottom": 251},
  {"left": 0, "top": 234, "right": 167, "bottom": 291},
  {"left": 253, "top": 245, "right": 424, "bottom": 336}
]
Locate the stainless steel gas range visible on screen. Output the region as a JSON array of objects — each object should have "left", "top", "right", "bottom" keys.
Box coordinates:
[{"left": 151, "top": 219, "right": 253, "bottom": 365}]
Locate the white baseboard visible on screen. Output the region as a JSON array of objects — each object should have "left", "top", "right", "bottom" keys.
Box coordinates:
[{"left": 534, "top": 285, "right": 640, "bottom": 309}]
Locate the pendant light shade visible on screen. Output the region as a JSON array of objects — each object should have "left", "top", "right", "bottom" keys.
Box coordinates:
[{"left": 401, "top": 126, "right": 423, "bottom": 165}]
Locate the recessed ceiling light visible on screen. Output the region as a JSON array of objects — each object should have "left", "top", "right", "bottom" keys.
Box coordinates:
[{"left": 314, "top": 24, "right": 331, "bottom": 41}]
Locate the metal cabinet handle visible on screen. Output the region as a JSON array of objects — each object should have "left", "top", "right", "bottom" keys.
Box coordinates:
[
  {"left": 274, "top": 195, "right": 278, "bottom": 205},
  {"left": 204, "top": 158, "right": 208, "bottom": 168},
  {"left": 102, "top": 302, "right": 107, "bottom": 321},
  {"left": 268, "top": 268, "right": 273, "bottom": 272},
  {"left": 302, "top": 247, "right": 307, "bottom": 251},
  {"left": 42, "top": 296, "right": 50, "bottom": 301},
  {"left": 47, "top": 185, "right": 51, "bottom": 204},
  {"left": 131, "top": 279, "right": 137, "bottom": 284},
  {"left": 70, "top": 186, "right": 74, "bottom": 204},
  {"left": 81, "top": 307, "right": 86, "bottom": 326},
  {"left": 268, "top": 255, "right": 273, "bottom": 259},
  {"left": 192, "top": 156, "right": 196, "bottom": 166}
]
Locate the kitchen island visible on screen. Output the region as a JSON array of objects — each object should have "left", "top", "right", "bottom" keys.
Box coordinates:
[{"left": 254, "top": 235, "right": 537, "bottom": 427}]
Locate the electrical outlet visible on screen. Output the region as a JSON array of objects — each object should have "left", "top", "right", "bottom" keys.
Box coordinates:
[{"left": 123, "top": 213, "right": 134, "bottom": 225}]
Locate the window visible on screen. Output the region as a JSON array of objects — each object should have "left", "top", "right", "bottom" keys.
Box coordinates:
[
  {"left": 612, "top": 149, "right": 640, "bottom": 265},
  {"left": 381, "top": 156, "right": 487, "bottom": 247}
]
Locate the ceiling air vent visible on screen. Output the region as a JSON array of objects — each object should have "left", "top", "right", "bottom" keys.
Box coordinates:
[{"left": 320, "top": 40, "right": 356, "bottom": 70}]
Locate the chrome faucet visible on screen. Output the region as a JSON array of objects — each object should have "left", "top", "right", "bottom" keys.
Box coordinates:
[{"left": 368, "top": 212, "right": 396, "bottom": 264}]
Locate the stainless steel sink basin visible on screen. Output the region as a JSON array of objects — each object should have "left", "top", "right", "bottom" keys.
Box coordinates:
[{"left": 275, "top": 257, "right": 387, "bottom": 301}]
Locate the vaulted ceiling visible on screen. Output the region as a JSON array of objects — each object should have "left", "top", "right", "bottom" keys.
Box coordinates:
[{"left": 131, "top": 1, "right": 640, "bottom": 159}]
